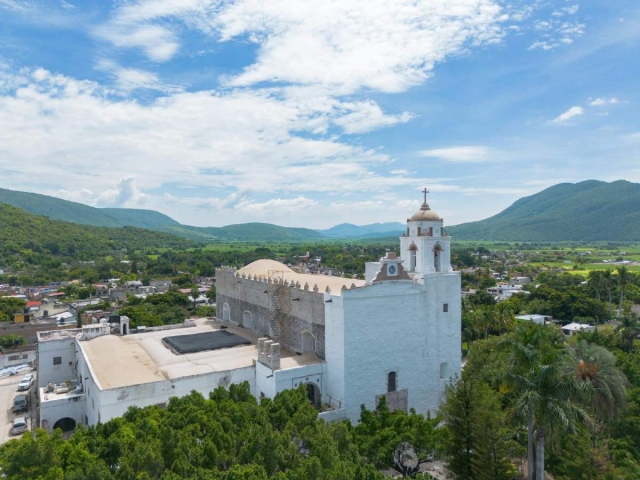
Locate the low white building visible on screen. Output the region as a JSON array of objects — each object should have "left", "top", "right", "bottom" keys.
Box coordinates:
[
  {"left": 561, "top": 322, "right": 595, "bottom": 336},
  {"left": 515, "top": 314, "right": 551, "bottom": 325},
  {"left": 487, "top": 283, "right": 527, "bottom": 301},
  {"left": 36, "top": 196, "right": 461, "bottom": 431}
]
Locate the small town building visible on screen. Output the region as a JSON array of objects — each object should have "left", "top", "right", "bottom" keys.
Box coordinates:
[
  {"left": 561, "top": 322, "right": 595, "bottom": 336},
  {"left": 515, "top": 314, "right": 551, "bottom": 325}
]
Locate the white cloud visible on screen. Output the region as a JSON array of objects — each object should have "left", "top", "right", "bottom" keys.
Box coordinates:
[
  {"left": 217, "top": 0, "right": 505, "bottom": 93},
  {"left": 419, "top": 146, "right": 493, "bottom": 163},
  {"left": 0, "top": 67, "right": 412, "bottom": 205},
  {"left": 94, "top": 60, "right": 173, "bottom": 93},
  {"left": 0, "top": 0, "right": 29, "bottom": 13},
  {"left": 526, "top": 5, "right": 584, "bottom": 51},
  {"left": 94, "top": 23, "right": 179, "bottom": 62},
  {"left": 99, "top": 0, "right": 506, "bottom": 94},
  {"left": 588, "top": 97, "right": 618, "bottom": 106},
  {"left": 96, "top": 177, "right": 145, "bottom": 207},
  {"left": 550, "top": 106, "right": 584, "bottom": 123},
  {"left": 331, "top": 101, "right": 413, "bottom": 134}
]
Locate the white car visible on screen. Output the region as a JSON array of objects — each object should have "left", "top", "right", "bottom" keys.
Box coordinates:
[
  {"left": 10, "top": 417, "right": 27, "bottom": 436},
  {"left": 17, "top": 374, "right": 34, "bottom": 392}
]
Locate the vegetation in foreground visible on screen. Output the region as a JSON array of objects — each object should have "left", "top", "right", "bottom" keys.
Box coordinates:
[{"left": 2, "top": 321, "right": 637, "bottom": 480}]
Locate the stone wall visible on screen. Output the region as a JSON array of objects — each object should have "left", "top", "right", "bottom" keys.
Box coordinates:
[{"left": 215, "top": 267, "right": 326, "bottom": 358}]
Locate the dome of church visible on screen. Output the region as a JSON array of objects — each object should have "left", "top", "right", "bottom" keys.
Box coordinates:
[{"left": 409, "top": 203, "right": 442, "bottom": 222}]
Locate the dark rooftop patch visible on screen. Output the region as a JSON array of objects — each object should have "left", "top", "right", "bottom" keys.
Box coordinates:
[{"left": 163, "top": 330, "right": 251, "bottom": 355}]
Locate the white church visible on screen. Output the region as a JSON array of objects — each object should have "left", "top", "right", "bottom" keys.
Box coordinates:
[{"left": 36, "top": 194, "right": 461, "bottom": 432}]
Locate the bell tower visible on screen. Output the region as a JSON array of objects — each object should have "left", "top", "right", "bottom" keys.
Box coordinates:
[{"left": 399, "top": 188, "right": 452, "bottom": 282}]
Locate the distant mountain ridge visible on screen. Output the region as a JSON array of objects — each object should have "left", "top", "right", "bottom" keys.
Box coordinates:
[
  {"left": 5, "top": 181, "right": 636, "bottom": 242},
  {"left": 448, "top": 180, "right": 640, "bottom": 241},
  {"left": 0, "top": 203, "right": 194, "bottom": 259},
  {"left": 317, "top": 222, "right": 405, "bottom": 238},
  {"left": 0, "top": 188, "right": 385, "bottom": 241}
]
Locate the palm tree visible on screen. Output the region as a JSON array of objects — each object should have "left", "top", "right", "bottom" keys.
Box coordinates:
[
  {"left": 616, "top": 266, "right": 631, "bottom": 317},
  {"left": 190, "top": 286, "right": 200, "bottom": 311},
  {"left": 602, "top": 269, "right": 614, "bottom": 319},
  {"left": 494, "top": 303, "right": 515, "bottom": 335},
  {"left": 564, "top": 340, "right": 628, "bottom": 421},
  {"left": 615, "top": 315, "right": 640, "bottom": 353},
  {"left": 587, "top": 270, "right": 604, "bottom": 302},
  {"left": 503, "top": 324, "right": 589, "bottom": 480},
  {"left": 504, "top": 325, "right": 629, "bottom": 480}
]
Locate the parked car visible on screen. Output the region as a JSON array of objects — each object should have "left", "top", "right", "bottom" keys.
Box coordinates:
[
  {"left": 17, "top": 374, "right": 34, "bottom": 391},
  {"left": 10, "top": 417, "right": 27, "bottom": 436},
  {"left": 12, "top": 394, "right": 28, "bottom": 414}
]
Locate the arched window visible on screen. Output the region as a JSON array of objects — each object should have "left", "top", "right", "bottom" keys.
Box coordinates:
[
  {"left": 387, "top": 371, "right": 397, "bottom": 393},
  {"left": 302, "top": 331, "right": 316, "bottom": 353},
  {"left": 242, "top": 311, "right": 252, "bottom": 328},
  {"left": 409, "top": 243, "right": 417, "bottom": 272},
  {"left": 433, "top": 244, "right": 443, "bottom": 273},
  {"left": 222, "top": 303, "right": 230, "bottom": 322}
]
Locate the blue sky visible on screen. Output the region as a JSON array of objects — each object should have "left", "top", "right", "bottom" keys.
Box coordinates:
[{"left": 0, "top": 0, "right": 638, "bottom": 229}]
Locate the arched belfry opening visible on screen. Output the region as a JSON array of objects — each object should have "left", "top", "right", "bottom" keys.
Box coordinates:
[
  {"left": 408, "top": 243, "right": 418, "bottom": 272},
  {"left": 433, "top": 243, "right": 443, "bottom": 273}
]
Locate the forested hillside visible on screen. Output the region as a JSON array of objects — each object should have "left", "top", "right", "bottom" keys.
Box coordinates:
[
  {"left": 0, "top": 187, "right": 122, "bottom": 227},
  {"left": 0, "top": 188, "right": 326, "bottom": 241},
  {"left": 0, "top": 204, "right": 195, "bottom": 261},
  {"left": 99, "top": 208, "right": 181, "bottom": 229},
  {"left": 449, "top": 180, "right": 640, "bottom": 241}
]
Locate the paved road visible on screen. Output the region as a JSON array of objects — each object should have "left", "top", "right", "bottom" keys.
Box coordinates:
[{"left": 0, "top": 371, "right": 37, "bottom": 444}]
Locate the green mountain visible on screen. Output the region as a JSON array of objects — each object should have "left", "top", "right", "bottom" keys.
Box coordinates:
[
  {"left": 100, "top": 208, "right": 181, "bottom": 230},
  {"left": 317, "top": 222, "right": 405, "bottom": 238},
  {"left": 0, "top": 203, "right": 194, "bottom": 259},
  {"left": 448, "top": 180, "right": 640, "bottom": 241},
  {"left": 0, "top": 188, "right": 324, "bottom": 242},
  {"left": 0, "top": 188, "right": 122, "bottom": 227},
  {"left": 162, "top": 223, "right": 324, "bottom": 242}
]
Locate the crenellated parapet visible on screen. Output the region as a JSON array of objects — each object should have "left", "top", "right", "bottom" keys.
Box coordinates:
[{"left": 257, "top": 337, "right": 280, "bottom": 369}]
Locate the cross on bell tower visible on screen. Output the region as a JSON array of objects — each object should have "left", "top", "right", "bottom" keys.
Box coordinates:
[{"left": 422, "top": 188, "right": 429, "bottom": 206}]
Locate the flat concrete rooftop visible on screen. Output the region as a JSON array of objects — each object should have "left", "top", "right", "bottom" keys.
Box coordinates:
[{"left": 80, "top": 319, "right": 321, "bottom": 390}]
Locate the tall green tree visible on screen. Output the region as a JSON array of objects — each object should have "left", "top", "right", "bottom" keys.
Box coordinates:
[
  {"left": 616, "top": 315, "right": 640, "bottom": 353},
  {"left": 504, "top": 324, "right": 630, "bottom": 480},
  {"left": 588, "top": 269, "right": 604, "bottom": 302},
  {"left": 440, "top": 375, "right": 515, "bottom": 480},
  {"left": 503, "top": 323, "right": 588, "bottom": 480},
  {"left": 616, "top": 266, "right": 631, "bottom": 317},
  {"left": 603, "top": 269, "right": 614, "bottom": 319},
  {"left": 190, "top": 286, "right": 200, "bottom": 311}
]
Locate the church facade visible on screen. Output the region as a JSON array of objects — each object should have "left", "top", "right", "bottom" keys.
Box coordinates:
[{"left": 216, "top": 195, "right": 461, "bottom": 422}]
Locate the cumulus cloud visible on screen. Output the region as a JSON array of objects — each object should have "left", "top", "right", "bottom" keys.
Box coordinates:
[
  {"left": 419, "top": 146, "right": 493, "bottom": 163},
  {"left": 98, "top": 0, "right": 506, "bottom": 94},
  {"left": 551, "top": 106, "right": 584, "bottom": 123},
  {"left": 0, "top": 67, "right": 410, "bottom": 203},
  {"left": 96, "top": 177, "right": 144, "bottom": 207}
]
